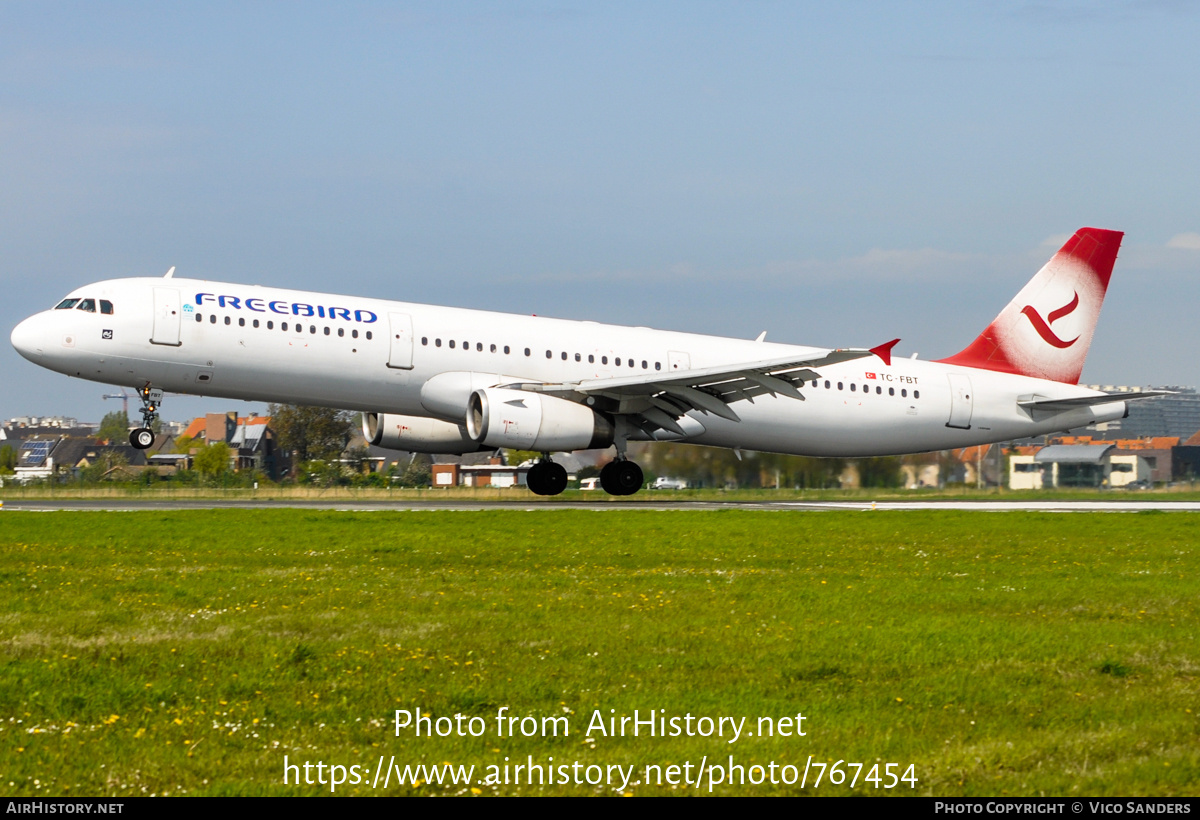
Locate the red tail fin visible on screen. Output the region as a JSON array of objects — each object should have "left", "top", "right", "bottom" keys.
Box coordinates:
[{"left": 936, "top": 227, "right": 1123, "bottom": 384}]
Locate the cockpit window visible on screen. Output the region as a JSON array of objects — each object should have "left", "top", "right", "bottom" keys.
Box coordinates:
[
  {"left": 100, "top": 300, "right": 114, "bottom": 315},
  {"left": 55, "top": 299, "right": 80, "bottom": 310},
  {"left": 76, "top": 299, "right": 96, "bottom": 312}
]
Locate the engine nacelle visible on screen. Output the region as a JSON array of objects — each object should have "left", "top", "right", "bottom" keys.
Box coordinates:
[
  {"left": 362, "top": 412, "right": 488, "bottom": 454},
  {"left": 466, "top": 388, "right": 614, "bottom": 451}
]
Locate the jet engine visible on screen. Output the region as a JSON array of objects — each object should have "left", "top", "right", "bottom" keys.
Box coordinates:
[
  {"left": 362, "top": 412, "right": 488, "bottom": 454},
  {"left": 466, "top": 388, "right": 614, "bottom": 451}
]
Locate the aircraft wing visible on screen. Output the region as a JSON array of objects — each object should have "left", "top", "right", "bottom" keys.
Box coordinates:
[
  {"left": 1017, "top": 391, "right": 1174, "bottom": 412},
  {"left": 500, "top": 347, "right": 875, "bottom": 436}
]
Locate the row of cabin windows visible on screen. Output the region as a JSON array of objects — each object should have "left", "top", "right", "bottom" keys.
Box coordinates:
[
  {"left": 55, "top": 298, "right": 114, "bottom": 315},
  {"left": 181, "top": 314, "right": 917, "bottom": 393},
  {"left": 419, "top": 336, "right": 663, "bottom": 370},
  {"left": 813, "top": 379, "right": 919, "bottom": 399},
  {"left": 194, "top": 313, "right": 373, "bottom": 340}
]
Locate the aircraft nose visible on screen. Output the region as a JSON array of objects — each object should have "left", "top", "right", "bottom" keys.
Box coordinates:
[{"left": 10, "top": 315, "right": 45, "bottom": 361}]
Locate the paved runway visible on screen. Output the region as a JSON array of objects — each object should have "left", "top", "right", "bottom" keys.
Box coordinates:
[{"left": 3, "top": 498, "right": 1200, "bottom": 512}]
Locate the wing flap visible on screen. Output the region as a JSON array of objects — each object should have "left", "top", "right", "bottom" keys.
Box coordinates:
[{"left": 498, "top": 347, "right": 876, "bottom": 434}]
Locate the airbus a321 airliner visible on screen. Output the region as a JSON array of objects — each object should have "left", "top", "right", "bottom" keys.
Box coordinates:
[{"left": 11, "top": 227, "right": 1164, "bottom": 495}]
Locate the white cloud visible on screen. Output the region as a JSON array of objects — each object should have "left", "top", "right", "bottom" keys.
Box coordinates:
[
  {"left": 1040, "top": 233, "right": 1071, "bottom": 248},
  {"left": 1166, "top": 232, "right": 1200, "bottom": 250}
]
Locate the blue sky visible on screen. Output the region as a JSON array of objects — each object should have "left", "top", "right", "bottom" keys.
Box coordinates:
[{"left": 3, "top": 1, "right": 1199, "bottom": 423}]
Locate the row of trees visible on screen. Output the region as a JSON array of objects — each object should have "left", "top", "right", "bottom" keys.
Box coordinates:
[{"left": 632, "top": 442, "right": 910, "bottom": 489}]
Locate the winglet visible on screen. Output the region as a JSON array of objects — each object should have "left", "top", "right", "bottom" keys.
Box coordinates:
[
  {"left": 164, "top": 266, "right": 176, "bottom": 279},
  {"left": 870, "top": 338, "right": 901, "bottom": 367}
]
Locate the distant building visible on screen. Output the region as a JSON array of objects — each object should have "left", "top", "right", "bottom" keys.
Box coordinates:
[
  {"left": 179, "top": 412, "right": 283, "bottom": 478},
  {"left": 432, "top": 457, "right": 526, "bottom": 488},
  {"left": 429, "top": 452, "right": 584, "bottom": 488},
  {"left": 1009, "top": 444, "right": 1151, "bottom": 490},
  {"left": 4, "top": 435, "right": 151, "bottom": 482},
  {"left": 1084, "top": 386, "right": 1200, "bottom": 441},
  {"left": 1045, "top": 434, "right": 1177, "bottom": 484},
  {"left": 4, "top": 416, "right": 87, "bottom": 430}
]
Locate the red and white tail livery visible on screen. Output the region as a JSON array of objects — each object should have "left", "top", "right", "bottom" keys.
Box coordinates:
[{"left": 938, "top": 227, "right": 1121, "bottom": 384}]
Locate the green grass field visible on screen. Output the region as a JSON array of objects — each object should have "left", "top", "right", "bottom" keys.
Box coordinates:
[{"left": 0, "top": 509, "right": 1196, "bottom": 796}]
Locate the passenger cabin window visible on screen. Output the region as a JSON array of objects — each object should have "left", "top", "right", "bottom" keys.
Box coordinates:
[
  {"left": 100, "top": 300, "right": 114, "bottom": 315},
  {"left": 55, "top": 299, "right": 80, "bottom": 310},
  {"left": 76, "top": 299, "right": 96, "bottom": 312}
]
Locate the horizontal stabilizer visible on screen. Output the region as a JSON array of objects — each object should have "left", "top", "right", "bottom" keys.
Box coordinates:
[{"left": 1018, "top": 391, "right": 1173, "bottom": 412}]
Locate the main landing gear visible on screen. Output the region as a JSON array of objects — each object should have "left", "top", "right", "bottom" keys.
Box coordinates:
[
  {"left": 526, "top": 457, "right": 568, "bottom": 497},
  {"left": 128, "top": 385, "right": 163, "bottom": 450},
  {"left": 524, "top": 454, "right": 645, "bottom": 496},
  {"left": 600, "top": 458, "right": 643, "bottom": 496}
]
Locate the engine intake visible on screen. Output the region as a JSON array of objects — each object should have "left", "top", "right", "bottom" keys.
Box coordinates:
[{"left": 466, "top": 388, "right": 614, "bottom": 451}]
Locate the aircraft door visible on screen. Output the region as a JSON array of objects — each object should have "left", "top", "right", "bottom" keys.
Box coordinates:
[
  {"left": 946, "top": 373, "right": 974, "bottom": 429},
  {"left": 387, "top": 312, "right": 415, "bottom": 370},
  {"left": 668, "top": 351, "right": 691, "bottom": 372},
  {"left": 151, "top": 288, "right": 182, "bottom": 346}
]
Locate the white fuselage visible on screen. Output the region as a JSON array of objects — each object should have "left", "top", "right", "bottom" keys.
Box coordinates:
[{"left": 11, "top": 276, "right": 1123, "bottom": 456}]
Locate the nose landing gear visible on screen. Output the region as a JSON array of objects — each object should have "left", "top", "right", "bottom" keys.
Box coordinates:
[{"left": 128, "top": 385, "right": 164, "bottom": 450}]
